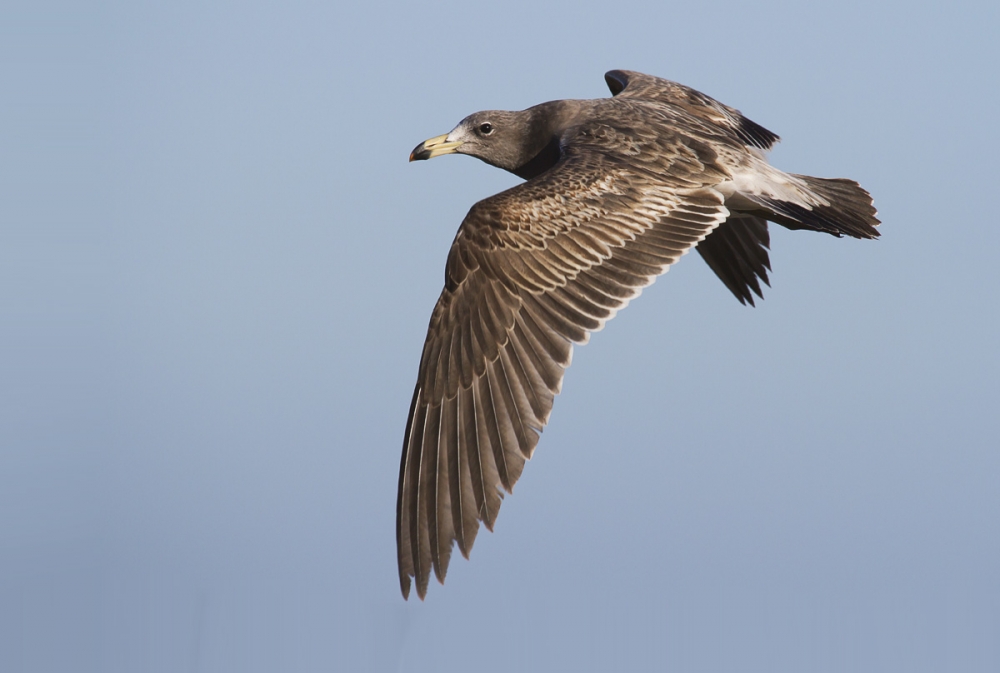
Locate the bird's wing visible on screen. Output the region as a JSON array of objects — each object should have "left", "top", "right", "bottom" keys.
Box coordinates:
[
  {"left": 696, "top": 216, "right": 771, "bottom": 306},
  {"left": 397, "top": 121, "right": 733, "bottom": 599},
  {"left": 605, "top": 71, "right": 779, "bottom": 303},
  {"left": 604, "top": 69, "right": 780, "bottom": 151}
]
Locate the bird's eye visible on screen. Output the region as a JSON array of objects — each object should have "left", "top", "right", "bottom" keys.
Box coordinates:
[{"left": 479, "top": 123, "right": 493, "bottom": 135}]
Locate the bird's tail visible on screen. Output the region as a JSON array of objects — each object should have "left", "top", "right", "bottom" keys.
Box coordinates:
[{"left": 748, "top": 176, "right": 880, "bottom": 239}]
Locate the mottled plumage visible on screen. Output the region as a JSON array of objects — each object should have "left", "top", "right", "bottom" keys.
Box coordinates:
[{"left": 399, "top": 70, "right": 879, "bottom": 599}]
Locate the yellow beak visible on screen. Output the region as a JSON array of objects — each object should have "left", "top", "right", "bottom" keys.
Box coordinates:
[{"left": 409, "top": 133, "right": 464, "bottom": 161}]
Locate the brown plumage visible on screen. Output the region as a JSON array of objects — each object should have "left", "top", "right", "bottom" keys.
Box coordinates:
[{"left": 399, "top": 70, "right": 879, "bottom": 599}]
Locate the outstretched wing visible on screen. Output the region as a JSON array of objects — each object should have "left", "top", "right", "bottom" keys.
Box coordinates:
[
  {"left": 605, "top": 69, "right": 780, "bottom": 151},
  {"left": 397, "top": 121, "right": 733, "bottom": 599}
]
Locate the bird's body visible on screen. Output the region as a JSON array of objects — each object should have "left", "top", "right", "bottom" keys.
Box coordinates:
[{"left": 399, "top": 70, "right": 879, "bottom": 599}]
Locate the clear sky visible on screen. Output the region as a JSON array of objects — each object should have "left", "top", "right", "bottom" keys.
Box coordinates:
[{"left": 2, "top": 1, "right": 999, "bottom": 671}]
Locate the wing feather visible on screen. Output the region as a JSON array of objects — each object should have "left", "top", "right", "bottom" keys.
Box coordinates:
[
  {"left": 447, "top": 391, "right": 478, "bottom": 558},
  {"left": 397, "top": 124, "right": 731, "bottom": 598},
  {"left": 605, "top": 69, "right": 780, "bottom": 151},
  {"left": 431, "top": 403, "right": 455, "bottom": 584},
  {"left": 511, "top": 314, "right": 565, "bottom": 394},
  {"left": 696, "top": 215, "right": 771, "bottom": 305},
  {"left": 503, "top": 332, "right": 551, "bottom": 424},
  {"left": 469, "top": 381, "right": 503, "bottom": 530}
]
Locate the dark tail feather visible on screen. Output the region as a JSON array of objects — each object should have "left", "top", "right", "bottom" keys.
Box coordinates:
[{"left": 753, "top": 176, "right": 880, "bottom": 240}]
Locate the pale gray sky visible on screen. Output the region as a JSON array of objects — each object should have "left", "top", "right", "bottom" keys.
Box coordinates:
[{"left": 2, "top": 1, "right": 998, "bottom": 671}]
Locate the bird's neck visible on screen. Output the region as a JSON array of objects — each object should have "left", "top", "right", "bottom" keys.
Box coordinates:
[
  {"left": 511, "top": 101, "right": 578, "bottom": 180},
  {"left": 512, "top": 136, "right": 562, "bottom": 180}
]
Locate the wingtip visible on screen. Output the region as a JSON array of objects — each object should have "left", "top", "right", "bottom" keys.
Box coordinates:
[{"left": 604, "top": 70, "right": 629, "bottom": 96}]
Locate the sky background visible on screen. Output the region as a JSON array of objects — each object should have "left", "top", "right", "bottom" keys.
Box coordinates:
[{"left": 2, "top": 1, "right": 999, "bottom": 671}]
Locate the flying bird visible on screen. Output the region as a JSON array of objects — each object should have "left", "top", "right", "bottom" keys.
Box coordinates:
[{"left": 398, "top": 70, "right": 879, "bottom": 599}]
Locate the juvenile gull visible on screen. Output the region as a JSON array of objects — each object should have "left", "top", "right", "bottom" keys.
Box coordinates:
[{"left": 399, "top": 70, "right": 879, "bottom": 599}]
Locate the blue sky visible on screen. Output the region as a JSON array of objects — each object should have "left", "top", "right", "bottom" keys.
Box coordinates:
[{"left": 2, "top": 1, "right": 999, "bottom": 671}]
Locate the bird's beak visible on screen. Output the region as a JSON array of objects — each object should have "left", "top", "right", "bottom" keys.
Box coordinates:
[{"left": 409, "top": 134, "right": 464, "bottom": 161}]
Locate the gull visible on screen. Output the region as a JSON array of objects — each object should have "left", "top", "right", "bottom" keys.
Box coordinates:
[{"left": 398, "top": 70, "right": 879, "bottom": 599}]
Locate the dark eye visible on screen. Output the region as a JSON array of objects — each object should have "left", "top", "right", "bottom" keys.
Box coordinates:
[{"left": 479, "top": 122, "right": 493, "bottom": 135}]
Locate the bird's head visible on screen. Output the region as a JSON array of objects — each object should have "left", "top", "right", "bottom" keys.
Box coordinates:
[{"left": 410, "top": 109, "right": 547, "bottom": 174}]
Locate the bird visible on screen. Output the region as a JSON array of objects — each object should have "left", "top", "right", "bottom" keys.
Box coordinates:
[{"left": 398, "top": 69, "right": 879, "bottom": 599}]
